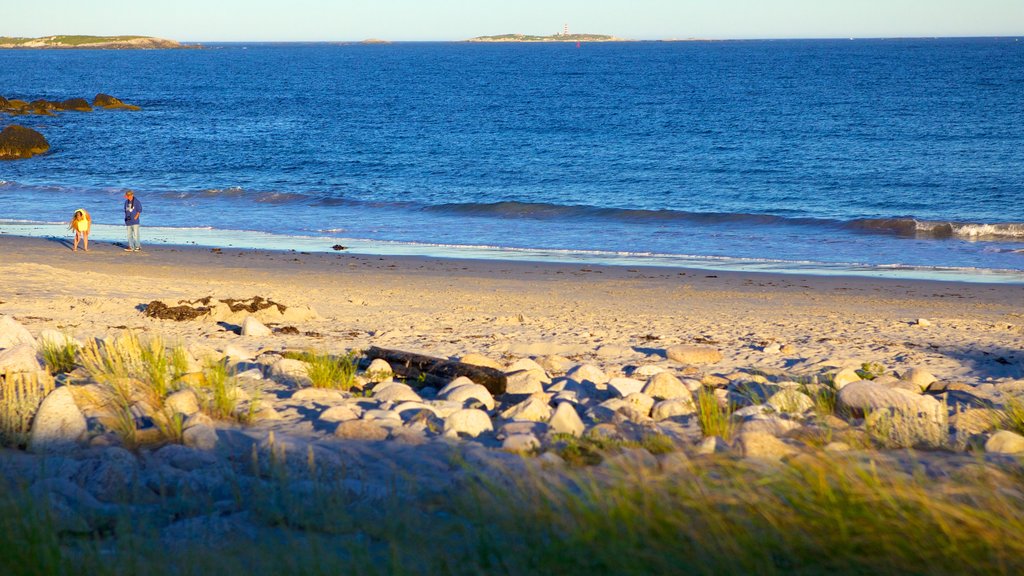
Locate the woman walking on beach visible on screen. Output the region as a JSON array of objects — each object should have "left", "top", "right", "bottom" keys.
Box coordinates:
[
  {"left": 69, "top": 208, "right": 91, "bottom": 252},
  {"left": 123, "top": 189, "right": 142, "bottom": 252}
]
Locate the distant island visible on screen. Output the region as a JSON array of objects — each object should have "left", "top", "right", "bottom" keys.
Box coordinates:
[
  {"left": 467, "top": 33, "right": 621, "bottom": 43},
  {"left": 0, "top": 35, "right": 184, "bottom": 49}
]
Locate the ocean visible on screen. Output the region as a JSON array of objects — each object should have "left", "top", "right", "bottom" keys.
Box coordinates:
[{"left": 2, "top": 38, "right": 1023, "bottom": 282}]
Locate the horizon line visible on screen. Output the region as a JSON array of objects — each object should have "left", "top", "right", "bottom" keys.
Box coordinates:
[{"left": 175, "top": 34, "right": 1022, "bottom": 43}]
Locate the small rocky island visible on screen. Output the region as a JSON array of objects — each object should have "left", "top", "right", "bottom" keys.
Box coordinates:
[
  {"left": 0, "top": 35, "right": 184, "bottom": 49},
  {"left": 468, "top": 33, "right": 620, "bottom": 43}
]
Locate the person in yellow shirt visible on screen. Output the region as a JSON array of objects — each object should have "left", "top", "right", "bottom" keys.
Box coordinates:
[{"left": 69, "top": 208, "right": 91, "bottom": 252}]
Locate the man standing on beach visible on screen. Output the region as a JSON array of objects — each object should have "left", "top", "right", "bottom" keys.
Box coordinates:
[{"left": 123, "top": 189, "right": 142, "bottom": 252}]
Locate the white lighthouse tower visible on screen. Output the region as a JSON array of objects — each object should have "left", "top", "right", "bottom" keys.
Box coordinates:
[{"left": 563, "top": 23, "right": 569, "bottom": 36}]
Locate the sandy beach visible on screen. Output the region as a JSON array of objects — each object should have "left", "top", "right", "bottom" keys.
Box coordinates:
[{"left": 2, "top": 234, "right": 1021, "bottom": 388}]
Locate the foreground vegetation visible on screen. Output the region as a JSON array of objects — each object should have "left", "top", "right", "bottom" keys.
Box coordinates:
[{"left": 1, "top": 449, "right": 1022, "bottom": 575}]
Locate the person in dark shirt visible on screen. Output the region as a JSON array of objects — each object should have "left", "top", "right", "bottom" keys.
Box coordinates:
[{"left": 123, "top": 189, "right": 143, "bottom": 252}]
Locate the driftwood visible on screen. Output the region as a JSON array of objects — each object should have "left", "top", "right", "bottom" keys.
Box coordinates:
[{"left": 365, "top": 346, "right": 507, "bottom": 396}]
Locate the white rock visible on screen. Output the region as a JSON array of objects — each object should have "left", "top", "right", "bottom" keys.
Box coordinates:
[
  {"left": 739, "top": 415, "right": 802, "bottom": 436},
  {"left": 443, "top": 384, "right": 495, "bottom": 410},
  {"left": 831, "top": 368, "right": 862, "bottom": 389},
  {"left": 837, "top": 380, "right": 940, "bottom": 418},
  {"left": 506, "top": 358, "right": 547, "bottom": 375},
  {"left": 623, "top": 392, "right": 655, "bottom": 417},
  {"left": 392, "top": 401, "right": 440, "bottom": 418},
  {"left": 319, "top": 404, "right": 361, "bottom": 423},
  {"left": 565, "top": 364, "right": 608, "bottom": 386},
  {"left": 548, "top": 402, "right": 585, "bottom": 437},
  {"left": 372, "top": 383, "right": 422, "bottom": 403},
  {"left": 500, "top": 396, "right": 553, "bottom": 422},
  {"left": 222, "top": 343, "right": 254, "bottom": 361},
  {"left": 767, "top": 389, "right": 814, "bottom": 414},
  {"left": 607, "top": 377, "right": 645, "bottom": 398},
  {"left": 986, "top": 430, "right": 1024, "bottom": 454},
  {"left": 182, "top": 424, "right": 218, "bottom": 451},
  {"left": 165, "top": 389, "right": 201, "bottom": 416},
  {"left": 642, "top": 372, "right": 692, "bottom": 401},
  {"left": 505, "top": 370, "right": 547, "bottom": 394},
  {"left": 651, "top": 398, "right": 696, "bottom": 420},
  {"left": 914, "top": 318, "right": 933, "bottom": 327},
  {"left": 459, "top": 353, "right": 503, "bottom": 371},
  {"left": 290, "top": 387, "right": 347, "bottom": 403},
  {"left": 438, "top": 376, "right": 477, "bottom": 396},
  {"left": 595, "top": 344, "right": 634, "bottom": 358},
  {"left": 665, "top": 345, "right": 722, "bottom": 365},
  {"left": 28, "top": 387, "right": 87, "bottom": 453},
  {"left": 361, "top": 409, "right": 403, "bottom": 422},
  {"left": 365, "top": 358, "right": 394, "bottom": 380},
  {"left": 444, "top": 409, "right": 493, "bottom": 438},
  {"left": 899, "top": 367, "right": 937, "bottom": 389},
  {"left": 762, "top": 343, "right": 782, "bottom": 354},
  {"left": 428, "top": 399, "right": 466, "bottom": 418},
  {"left": 240, "top": 316, "right": 272, "bottom": 337},
  {"left": 632, "top": 364, "right": 666, "bottom": 378},
  {"left": 502, "top": 434, "right": 540, "bottom": 452},
  {"left": 0, "top": 344, "right": 42, "bottom": 374},
  {"left": 0, "top": 315, "right": 36, "bottom": 349},
  {"left": 540, "top": 355, "right": 574, "bottom": 375},
  {"left": 737, "top": 432, "right": 799, "bottom": 460},
  {"left": 270, "top": 358, "right": 311, "bottom": 386}
]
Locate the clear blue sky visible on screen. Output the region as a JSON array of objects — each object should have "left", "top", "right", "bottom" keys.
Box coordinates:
[{"left": 3, "top": 0, "right": 1022, "bottom": 42}]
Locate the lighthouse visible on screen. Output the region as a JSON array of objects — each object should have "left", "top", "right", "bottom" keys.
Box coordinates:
[{"left": 563, "top": 23, "right": 569, "bottom": 36}]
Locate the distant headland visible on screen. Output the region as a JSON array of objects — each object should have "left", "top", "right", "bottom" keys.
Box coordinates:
[
  {"left": 467, "top": 33, "right": 621, "bottom": 43},
  {"left": 0, "top": 35, "right": 185, "bottom": 49}
]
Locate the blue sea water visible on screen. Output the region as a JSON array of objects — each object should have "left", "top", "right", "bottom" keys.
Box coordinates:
[{"left": 2, "top": 39, "right": 1023, "bottom": 281}]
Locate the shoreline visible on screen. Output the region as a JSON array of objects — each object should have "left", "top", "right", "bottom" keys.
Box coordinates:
[
  {"left": 2, "top": 233, "right": 1022, "bottom": 389},
  {"left": 3, "top": 224, "right": 1022, "bottom": 285}
]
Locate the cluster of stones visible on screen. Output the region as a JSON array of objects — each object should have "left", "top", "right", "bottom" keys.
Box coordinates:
[
  {"left": 4, "top": 313, "right": 1024, "bottom": 538},
  {"left": 0, "top": 93, "right": 140, "bottom": 116}
]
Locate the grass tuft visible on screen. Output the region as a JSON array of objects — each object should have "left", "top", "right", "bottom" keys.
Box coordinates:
[
  {"left": 305, "top": 351, "right": 358, "bottom": 390},
  {"left": 38, "top": 335, "right": 78, "bottom": 374},
  {"left": 696, "top": 387, "right": 735, "bottom": 440}
]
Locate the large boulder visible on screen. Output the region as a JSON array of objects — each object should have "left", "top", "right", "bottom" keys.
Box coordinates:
[
  {"left": 57, "top": 98, "right": 92, "bottom": 112},
  {"left": 28, "top": 387, "right": 87, "bottom": 453},
  {"left": 0, "top": 125, "right": 49, "bottom": 159},
  {"left": 0, "top": 315, "right": 37, "bottom": 348},
  {"left": 0, "top": 344, "right": 42, "bottom": 373},
  {"left": 642, "top": 372, "right": 692, "bottom": 401},
  {"left": 444, "top": 409, "right": 493, "bottom": 438}
]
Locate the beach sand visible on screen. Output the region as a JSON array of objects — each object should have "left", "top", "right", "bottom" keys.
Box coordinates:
[{"left": 2, "top": 234, "right": 1022, "bottom": 388}]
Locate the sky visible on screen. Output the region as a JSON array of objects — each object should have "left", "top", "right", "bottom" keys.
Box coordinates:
[{"left": 3, "top": 0, "right": 1022, "bottom": 42}]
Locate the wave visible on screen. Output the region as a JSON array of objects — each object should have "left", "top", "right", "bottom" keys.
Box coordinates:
[
  {"left": 422, "top": 202, "right": 1024, "bottom": 241},
  {"left": 847, "top": 218, "right": 1024, "bottom": 240}
]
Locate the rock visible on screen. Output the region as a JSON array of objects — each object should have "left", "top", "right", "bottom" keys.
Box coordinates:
[
  {"left": 269, "top": 357, "right": 311, "bottom": 386},
  {"left": 459, "top": 353, "right": 503, "bottom": 371},
  {"left": 696, "top": 436, "right": 730, "bottom": 455},
  {"left": 443, "top": 383, "right": 495, "bottom": 410},
  {"left": 658, "top": 451, "right": 690, "bottom": 473},
  {"left": 595, "top": 344, "right": 634, "bottom": 358},
  {"left": 29, "top": 478, "right": 105, "bottom": 533},
  {"left": 290, "top": 387, "right": 346, "bottom": 403},
  {"left": 28, "top": 387, "right": 87, "bottom": 453},
  {"left": 240, "top": 316, "right": 272, "bottom": 337},
  {"left": 506, "top": 358, "right": 547, "bottom": 374},
  {"left": 93, "top": 93, "right": 140, "bottom": 110},
  {"left": 762, "top": 343, "right": 782, "bottom": 354},
  {"left": 437, "top": 376, "right": 476, "bottom": 396},
  {"left": 37, "top": 329, "right": 80, "bottom": 350},
  {"left": 632, "top": 364, "right": 666, "bottom": 378},
  {"left": 985, "top": 430, "right": 1024, "bottom": 454},
  {"left": 607, "top": 377, "right": 645, "bottom": 398},
  {"left": 334, "top": 419, "right": 389, "bottom": 441},
  {"left": 665, "top": 345, "right": 722, "bottom": 365},
  {"left": 182, "top": 423, "right": 218, "bottom": 451},
  {"left": 77, "top": 447, "right": 139, "bottom": 502},
  {"left": 371, "top": 383, "right": 421, "bottom": 403},
  {"left": 502, "top": 434, "right": 540, "bottom": 452},
  {"left": 500, "top": 396, "right": 553, "bottom": 422},
  {"left": 914, "top": 318, "right": 933, "bottom": 327},
  {"left": 540, "top": 355, "right": 574, "bottom": 375},
  {"left": 652, "top": 398, "right": 696, "bottom": 420},
  {"left": 0, "top": 315, "right": 37, "bottom": 348},
  {"left": 58, "top": 98, "right": 92, "bottom": 111},
  {"left": 365, "top": 358, "right": 394, "bottom": 380},
  {"left": 767, "top": 389, "right": 814, "bottom": 414},
  {"left": 318, "top": 405, "right": 361, "bottom": 423},
  {"left": 837, "top": 380, "right": 941, "bottom": 418},
  {"left": 548, "top": 402, "right": 585, "bottom": 437},
  {"left": 361, "top": 409, "right": 402, "bottom": 422},
  {"left": 949, "top": 408, "right": 1004, "bottom": 436},
  {"left": 252, "top": 406, "right": 282, "bottom": 421},
  {"left": 0, "top": 125, "right": 50, "bottom": 159},
  {"left": 899, "top": 367, "right": 937, "bottom": 389},
  {"left": 505, "top": 370, "right": 547, "bottom": 394},
  {"left": 739, "top": 415, "right": 801, "bottom": 436},
  {"left": 737, "top": 432, "right": 799, "bottom": 460},
  {"left": 824, "top": 442, "right": 851, "bottom": 452},
  {"left": 165, "top": 389, "right": 201, "bottom": 416},
  {"left": 831, "top": 368, "right": 862, "bottom": 389},
  {"left": 444, "top": 409, "right": 493, "bottom": 438},
  {"left": 623, "top": 392, "right": 655, "bottom": 417},
  {"left": 0, "top": 343, "right": 43, "bottom": 373},
  {"left": 221, "top": 343, "right": 254, "bottom": 361},
  {"left": 565, "top": 364, "right": 608, "bottom": 386},
  {"left": 642, "top": 372, "right": 692, "bottom": 401}
]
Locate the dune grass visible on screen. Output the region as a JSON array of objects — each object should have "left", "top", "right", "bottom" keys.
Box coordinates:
[
  {"left": 0, "top": 370, "right": 54, "bottom": 448},
  {"left": 303, "top": 350, "right": 358, "bottom": 390},
  {"left": 1, "top": 450, "right": 1023, "bottom": 575},
  {"left": 38, "top": 336, "right": 78, "bottom": 375},
  {"left": 696, "top": 387, "right": 735, "bottom": 440}
]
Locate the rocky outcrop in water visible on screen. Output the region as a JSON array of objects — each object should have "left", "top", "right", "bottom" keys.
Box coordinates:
[{"left": 0, "top": 125, "right": 50, "bottom": 159}]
